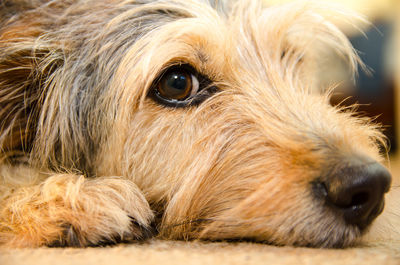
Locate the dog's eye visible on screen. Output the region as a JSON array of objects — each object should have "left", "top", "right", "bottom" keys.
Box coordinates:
[
  {"left": 157, "top": 68, "right": 199, "bottom": 101},
  {"left": 149, "top": 64, "right": 217, "bottom": 107}
]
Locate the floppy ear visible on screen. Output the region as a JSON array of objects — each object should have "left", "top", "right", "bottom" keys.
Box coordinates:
[
  {"left": 208, "top": 0, "right": 234, "bottom": 14},
  {"left": 232, "top": 1, "right": 365, "bottom": 88},
  {"left": 0, "top": 5, "right": 64, "bottom": 157}
]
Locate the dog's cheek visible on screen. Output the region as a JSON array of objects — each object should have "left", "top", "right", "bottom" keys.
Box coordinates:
[
  {"left": 160, "top": 169, "right": 318, "bottom": 244},
  {"left": 193, "top": 178, "right": 350, "bottom": 247},
  {"left": 158, "top": 140, "right": 316, "bottom": 238},
  {"left": 113, "top": 105, "right": 201, "bottom": 197}
]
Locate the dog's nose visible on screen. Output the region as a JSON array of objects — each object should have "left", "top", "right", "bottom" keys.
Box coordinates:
[{"left": 316, "top": 162, "right": 392, "bottom": 229}]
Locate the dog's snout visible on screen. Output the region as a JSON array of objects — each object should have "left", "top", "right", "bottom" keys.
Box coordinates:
[{"left": 315, "top": 162, "right": 392, "bottom": 229}]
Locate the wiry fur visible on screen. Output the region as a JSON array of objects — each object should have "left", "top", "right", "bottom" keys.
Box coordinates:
[{"left": 0, "top": 0, "right": 398, "bottom": 248}]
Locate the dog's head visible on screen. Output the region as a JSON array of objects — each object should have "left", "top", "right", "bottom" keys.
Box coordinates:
[{"left": 0, "top": 0, "right": 391, "bottom": 247}]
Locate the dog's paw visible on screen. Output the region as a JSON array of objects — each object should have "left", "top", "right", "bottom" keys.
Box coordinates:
[
  {"left": 48, "top": 218, "right": 154, "bottom": 247},
  {"left": 1, "top": 174, "right": 154, "bottom": 247}
]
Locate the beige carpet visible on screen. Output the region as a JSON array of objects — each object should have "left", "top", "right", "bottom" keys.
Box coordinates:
[{"left": 1, "top": 240, "right": 400, "bottom": 265}]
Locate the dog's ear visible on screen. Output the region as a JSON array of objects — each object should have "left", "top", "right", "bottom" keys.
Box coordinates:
[
  {"left": 208, "top": 0, "right": 234, "bottom": 14},
  {"left": 238, "top": 1, "right": 366, "bottom": 87},
  {"left": 276, "top": 2, "right": 366, "bottom": 78},
  {"left": 0, "top": 6, "right": 64, "bottom": 156}
]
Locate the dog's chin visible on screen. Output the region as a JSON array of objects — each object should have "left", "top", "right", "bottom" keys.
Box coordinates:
[
  {"left": 187, "top": 212, "right": 364, "bottom": 248},
  {"left": 287, "top": 208, "right": 378, "bottom": 248},
  {"left": 284, "top": 213, "right": 373, "bottom": 248},
  {"left": 259, "top": 222, "right": 363, "bottom": 248},
  {"left": 295, "top": 228, "right": 362, "bottom": 249},
  {"left": 198, "top": 222, "right": 363, "bottom": 248},
  {"left": 235, "top": 205, "right": 373, "bottom": 248}
]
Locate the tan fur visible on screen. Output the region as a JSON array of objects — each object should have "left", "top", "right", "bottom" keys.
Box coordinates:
[{"left": 0, "top": 0, "right": 398, "bottom": 248}]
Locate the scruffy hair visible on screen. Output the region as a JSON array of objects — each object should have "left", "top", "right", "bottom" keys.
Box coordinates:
[{"left": 0, "top": 0, "right": 398, "bottom": 248}]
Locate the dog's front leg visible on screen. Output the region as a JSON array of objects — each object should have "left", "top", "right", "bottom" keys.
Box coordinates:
[{"left": 0, "top": 166, "right": 154, "bottom": 247}]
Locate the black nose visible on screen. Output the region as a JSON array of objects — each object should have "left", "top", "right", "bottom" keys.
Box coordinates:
[{"left": 316, "top": 162, "right": 392, "bottom": 229}]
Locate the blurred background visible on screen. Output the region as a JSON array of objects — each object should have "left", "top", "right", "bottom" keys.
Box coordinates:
[{"left": 266, "top": 0, "right": 400, "bottom": 168}]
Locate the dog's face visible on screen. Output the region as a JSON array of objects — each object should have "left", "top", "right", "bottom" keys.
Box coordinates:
[
  {"left": 7, "top": 0, "right": 390, "bottom": 248},
  {"left": 72, "top": 0, "right": 389, "bottom": 247}
]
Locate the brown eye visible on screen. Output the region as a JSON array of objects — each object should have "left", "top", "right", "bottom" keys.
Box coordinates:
[
  {"left": 157, "top": 68, "right": 199, "bottom": 101},
  {"left": 149, "top": 64, "right": 216, "bottom": 108}
]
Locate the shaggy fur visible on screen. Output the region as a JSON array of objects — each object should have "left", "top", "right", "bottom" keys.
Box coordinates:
[{"left": 0, "top": 0, "right": 398, "bottom": 248}]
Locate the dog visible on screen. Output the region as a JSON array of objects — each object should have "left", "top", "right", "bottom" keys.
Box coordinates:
[{"left": 0, "top": 0, "right": 398, "bottom": 248}]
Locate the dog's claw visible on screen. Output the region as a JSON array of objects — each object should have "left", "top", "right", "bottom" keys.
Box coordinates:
[{"left": 48, "top": 224, "right": 82, "bottom": 248}]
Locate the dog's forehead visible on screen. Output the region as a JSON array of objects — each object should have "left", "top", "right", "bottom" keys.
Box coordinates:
[
  {"left": 126, "top": 0, "right": 299, "bottom": 71},
  {"left": 111, "top": 0, "right": 362, "bottom": 112},
  {"left": 116, "top": 0, "right": 271, "bottom": 81}
]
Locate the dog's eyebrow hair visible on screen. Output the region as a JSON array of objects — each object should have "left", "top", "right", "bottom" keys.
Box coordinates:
[{"left": 196, "top": 51, "right": 208, "bottom": 64}]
